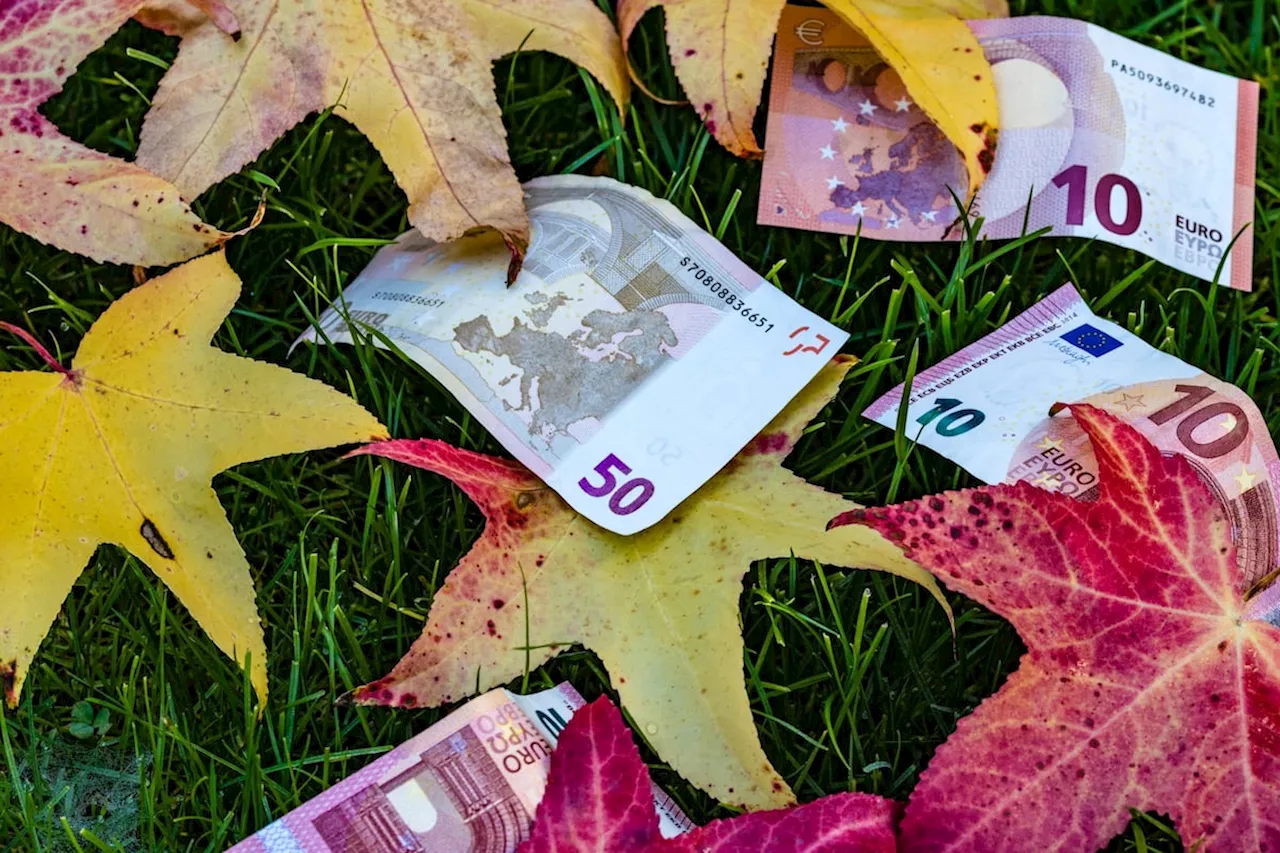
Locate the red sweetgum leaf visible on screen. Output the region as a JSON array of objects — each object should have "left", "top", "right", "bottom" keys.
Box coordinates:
[
  {"left": 517, "top": 695, "right": 901, "bottom": 853},
  {"left": 0, "top": 0, "right": 231, "bottom": 265},
  {"left": 833, "top": 405, "right": 1280, "bottom": 851}
]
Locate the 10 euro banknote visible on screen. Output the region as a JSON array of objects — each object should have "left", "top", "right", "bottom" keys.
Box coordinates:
[
  {"left": 863, "top": 284, "right": 1280, "bottom": 624},
  {"left": 227, "top": 683, "right": 693, "bottom": 853},
  {"left": 760, "top": 8, "right": 1259, "bottom": 290},
  {"left": 298, "top": 176, "right": 847, "bottom": 534}
]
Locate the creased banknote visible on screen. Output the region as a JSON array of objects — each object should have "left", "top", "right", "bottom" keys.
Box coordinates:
[
  {"left": 226, "top": 683, "right": 693, "bottom": 853},
  {"left": 760, "top": 7, "right": 1259, "bottom": 290},
  {"left": 297, "top": 175, "right": 847, "bottom": 535},
  {"left": 863, "top": 284, "right": 1280, "bottom": 623}
]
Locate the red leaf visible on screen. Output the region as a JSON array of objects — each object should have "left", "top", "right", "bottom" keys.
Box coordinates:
[
  {"left": 517, "top": 696, "right": 901, "bottom": 853},
  {"left": 673, "top": 793, "right": 902, "bottom": 853},
  {"left": 518, "top": 698, "right": 664, "bottom": 853},
  {"left": 833, "top": 405, "right": 1280, "bottom": 851}
]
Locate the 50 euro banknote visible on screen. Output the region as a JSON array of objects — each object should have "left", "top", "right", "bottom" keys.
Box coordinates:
[
  {"left": 760, "top": 7, "right": 1260, "bottom": 290},
  {"left": 297, "top": 175, "right": 846, "bottom": 535},
  {"left": 863, "top": 284, "right": 1280, "bottom": 623},
  {"left": 227, "top": 683, "right": 693, "bottom": 853}
]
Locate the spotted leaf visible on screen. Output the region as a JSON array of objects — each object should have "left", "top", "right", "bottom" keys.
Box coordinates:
[
  {"left": 135, "top": 0, "right": 629, "bottom": 270},
  {"left": 834, "top": 405, "right": 1280, "bottom": 851},
  {"left": 349, "top": 357, "right": 944, "bottom": 810},
  {"left": 0, "top": 0, "right": 232, "bottom": 264}
]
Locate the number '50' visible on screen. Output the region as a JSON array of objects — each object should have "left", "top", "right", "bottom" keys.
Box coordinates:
[{"left": 579, "top": 454, "right": 656, "bottom": 516}]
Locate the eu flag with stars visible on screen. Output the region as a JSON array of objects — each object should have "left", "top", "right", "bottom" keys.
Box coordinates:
[{"left": 1060, "top": 324, "right": 1123, "bottom": 357}]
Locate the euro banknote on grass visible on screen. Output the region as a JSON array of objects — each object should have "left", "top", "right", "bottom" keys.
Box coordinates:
[
  {"left": 298, "top": 175, "right": 847, "bottom": 534},
  {"left": 863, "top": 284, "right": 1280, "bottom": 623},
  {"left": 760, "top": 8, "right": 1260, "bottom": 290},
  {"left": 226, "top": 683, "right": 692, "bottom": 852}
]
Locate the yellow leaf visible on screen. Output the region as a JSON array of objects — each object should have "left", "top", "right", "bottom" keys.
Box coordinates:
[
  {"left": 619, "top": 0, "right": 789, "bottom": 157},
  {"left": 823, "top": 0, "right": 1002, "bottom": 197},
  {"left": 349, "top": 357, "right": 945, "bottom": 810},
  {"left": 135, "top": 0, "right": 630, "bottom": 259},
  {"left": 0, "top": 0, "right": 231, "bottom": 266},
  {"left": 620, "top": 0, "right": 1005, "bottom": 195},
  {"left": 924, "top": 0, "right": 1008, "bottom": 15},
  {"left": 0, "top": 252, "right": 387, "bottom": 707}
]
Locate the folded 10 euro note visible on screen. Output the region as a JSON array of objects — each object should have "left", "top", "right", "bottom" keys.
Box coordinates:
[
  {"left": 760, "top": 7, "right": 1259, "bottom": 290},
  {"left": 226, "top": 683, "right": 693, "bottom": 853},
  {"left": 864, "top": 284, "right": 1280, "bottom": 624}
]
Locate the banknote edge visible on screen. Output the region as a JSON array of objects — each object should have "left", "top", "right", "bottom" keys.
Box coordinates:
[
  {"left": 1230, "top": 79, "right": 1260, "bottom": 292},
  {"left": 861, "top": 283, "right": 1084, "bottom": 422}
]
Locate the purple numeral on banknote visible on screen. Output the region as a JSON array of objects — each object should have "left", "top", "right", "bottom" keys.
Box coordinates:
[
  {"left": 759, "top": 8, "right": 1259, "bottom": 289},
  {"left": 1052, "top": 165, "right": 1143, "bottom": 236},
  {"left": 578, "top": 454, "right": 656, "bottom": 515}
]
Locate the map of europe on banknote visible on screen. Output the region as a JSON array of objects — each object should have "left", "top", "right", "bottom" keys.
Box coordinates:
[
  {"left": 299, "top": 176, "right": 847, "bottom": 534},
  {"left": 760, "top": 8, "right": 1259, "bottom": 290}
]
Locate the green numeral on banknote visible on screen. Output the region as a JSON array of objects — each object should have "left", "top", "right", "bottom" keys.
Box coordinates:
[{"left": 918, "top": 398, "right": 987, "bottom": 438}]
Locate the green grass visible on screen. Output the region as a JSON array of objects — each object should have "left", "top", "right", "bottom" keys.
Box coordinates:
[{"left": 0, "top": 1, "right": 1276, "bottom": 850}]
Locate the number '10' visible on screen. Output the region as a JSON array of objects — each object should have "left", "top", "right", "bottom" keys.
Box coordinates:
[
  {"left": 1053, "top": 165, "right": 1143, "bottom": 236},
  {"left": 918, "top": 398, "right": 986, "bottom": 437}
]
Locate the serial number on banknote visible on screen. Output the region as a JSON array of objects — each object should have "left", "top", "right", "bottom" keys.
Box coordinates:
[
  {"left": 679, "top": 256, "right": 775, "bottom": 331},
  {"left": 1109, "top": 60, "right": 1218, "bottom": 107},
  {"left": 370, "top": 291, "right": 447, "bottom": 309}
]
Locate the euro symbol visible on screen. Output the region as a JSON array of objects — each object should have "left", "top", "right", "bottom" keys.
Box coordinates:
[{"left": 795, "top": 19, "right": 826, "bottom": 46}]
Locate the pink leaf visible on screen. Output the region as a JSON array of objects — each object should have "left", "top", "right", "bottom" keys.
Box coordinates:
[
  {"left": 519, "top": 698, "right": 664, "bottom": 853},
  {"left": 0, "top": 0, "right": 229, "bottom": 264},
  {"left": 517, "top": 696, "right": 900, "bottom": 853},
  {"left": 672, "top": 796, "right": 901, "bottom": 853},
  {"left": 833, "top": 405, "right": 1280, "bottom": 851}
]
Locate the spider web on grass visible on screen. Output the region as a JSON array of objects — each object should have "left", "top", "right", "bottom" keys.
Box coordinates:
[{"left": 15, "top": 741, "right": 151, "bottom": 852}]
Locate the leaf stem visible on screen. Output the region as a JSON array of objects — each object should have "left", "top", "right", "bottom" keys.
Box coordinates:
[{"left": 0, "top": 321, "right": 73, "bottom": 377}]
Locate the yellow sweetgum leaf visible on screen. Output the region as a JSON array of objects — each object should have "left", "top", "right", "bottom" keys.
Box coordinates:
[
  {"left": 135, "top": 0, "right": 630, "bottom": 262},
  {"left": 619, "top": 0, "right": 1005, "bottom": 195},
  {"left": 0, "top": 252, "right": 387, "bottom": 706},
  {"left": 349, "top": 357, "right": 945, "bottom": 811}
]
